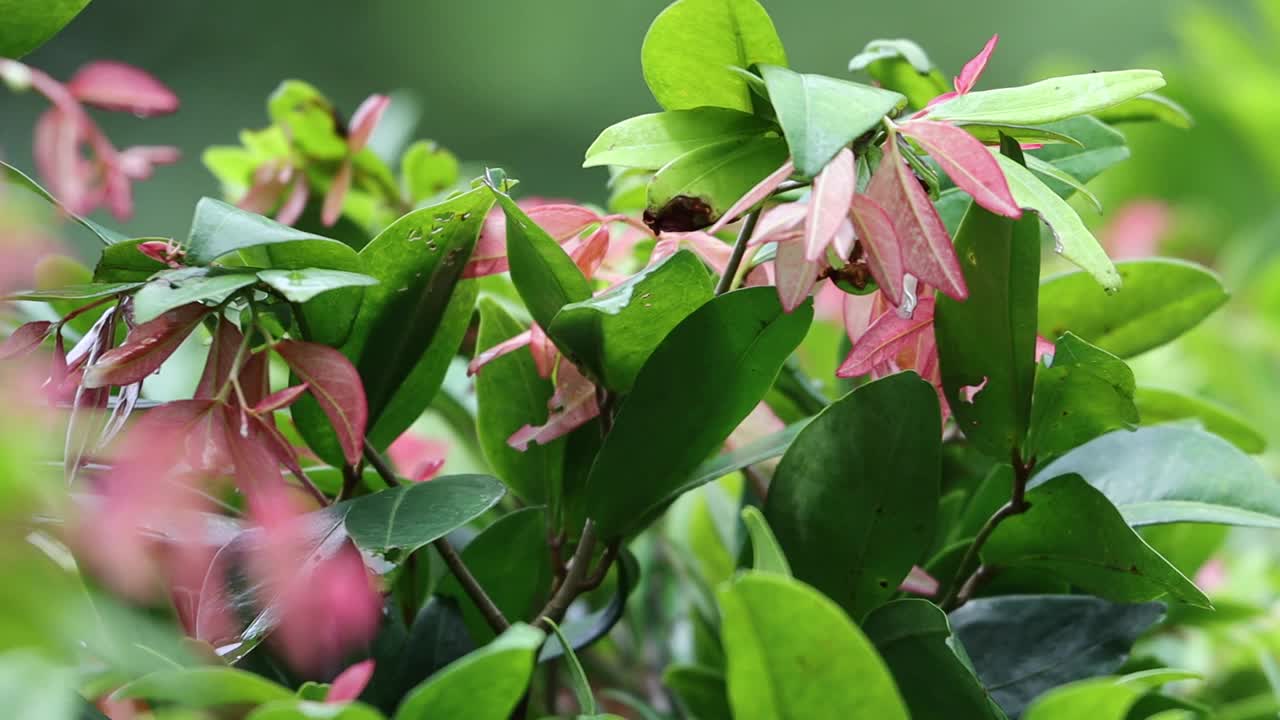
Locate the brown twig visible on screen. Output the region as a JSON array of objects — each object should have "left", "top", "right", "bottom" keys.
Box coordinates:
[
  {"left": 536, "top": 520, "right": 598, "bottom": 631},
  {"left": 714, "top": 208, "right": 762, "bottom": 296}
]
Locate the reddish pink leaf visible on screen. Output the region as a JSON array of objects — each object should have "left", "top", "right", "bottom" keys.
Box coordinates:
[
  {"left": 569, "top": 225, "right": 610, "bottom": 279},
  {"left": 508, "top": 360, "right": 599, "bottom": 451},
  {"left": 752, "top": 203, "right": 807, "bottom": 246},
  {"left": 328, "top": 659, "right": 376, "bottom": 703},
  {"left": 239, "top": 350, "right": 270, "bottom": 408},
  {"left": 954, "top": 34, "right": 999, "bottom": 94},
  {"left": 1035, "top": 335, "right": 1056, "bottom": 363},
  {"left": 118, "top": 145, "right": 180, "bottom": 181},
  {"left": 674, "top": 231, "right": 732, "bottom": 274},
  {"left": 347, "top": 95, "right": 390, "bottom": 153},
  {"left": 238, "top": 162, "right": 290, "bottom": 216},
  {"left": 194, "top": 319, "right": 243, "bottom": 399},
  {"left": 276, "top": 172, "right": 309, "bottom": 226},
  {"left": 388, "top": 432, "right": 449, "bottom": 483},
  {"left": 0, "top": 320, "right": 54, "bottom": 360},
  {"left": 253, "top": 384, "right": 310, "bottom": 414},
  {"left": 464, "top": 204, "right": 600, "bottom": 279},
  {"left": 866, "top": 139, "right": 968, "bottom": 301},
  {"left": 898, "top": 565, "right": 939, "bottom": 596},
  {"left": 900, "top": 120, "right": 1020, "bottom": 218},
  {"left": 250, "top": 413, "right": 308, "bottom": 482},
  {"left": 848, "top": 193, "right": 905, "bottom": 306},
  {"left": 224, "top": 405, "right": 285, "bottom": 494},
  {"left": 83, "top": 304, "right": 208, "bottom": 388},
  {"left": 274, "top": 341, "right": 367, "bottom": 465},
  {"left": 832, "top": 218, "right": 855, "bottom": 260},
  {"left": 836, "top": 297, "right": 936, "bottom": 378},
  {"left": 66, "top": 61, "right": 179, "bottom": 116},
  {"left": 707, "top": 159, "right": 796, "bottom": 235},
  {"left": 468, "top": 329, "right": 532, "bottom": 376},
  {"left": 322, "top": 160, "right": 353, "bottom": 227},
  {"left": 528, "top": 323, "right": 557, "bottom": 379},
  {"left": 34, "top": 107, "right": 94, "bottom": 215},
  {"left": 960, "top": 377, "right": 988, "bottom": 404},
  {"left": 773, "top": 237, "right": 819, "bottom": 313},
  {"left": 805, "top": 148, "right": 855, "bottom": 261},
  {"left": 1100, "top": 200, "right": 1170, "bottom": 260}
]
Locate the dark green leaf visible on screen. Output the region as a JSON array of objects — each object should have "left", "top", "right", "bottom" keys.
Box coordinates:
[
  {"left": 546, "top": 619, "right": 597, "bottom": 715},
  {"left": 393, "top": 623, "right": 544, "bottom": 720},
  {"left": 257, "top": 268, "right": 377, "bottom": 303},
  {"left": 949, "top": 595, "right": 1165, "bottom": 718},
  {"left": 759, "top": 64, "right": 905, "bottom": 177},
  {"left": 362, "top": 597, "right": 474, "bottom": 714},
  {"left": 343, "top": 474, "right": 506, "bottom": 556},
  {"left": 113, "top": 667, "right": 292, "bottom": 708},
  {"left": 584, "top": 108, "right": 774, "bottom": 170},
  {"left": 1133, "top": 386, "right": 1265, "bottom": 453},
  {"left": 131, "top": 268, "right": 258, "bottom": 324},
  {"left": 583, "top": 288, "right": 811, "bottom": 538},
  {"left": 1026, "top": 333, "right": 1138, "bottom": 459},
  {"left": 863, "top": 600, "right": 1003, "bottom": 720},
  {"left": 489, "top": 186, "right": 591, "bottom": 331},
  {"left": 4, "top": 282, "right": 142, "bottom": 302},
  {"left": 984, "top": 474, "right": 1209, "bottom": 607},
  {"left": 664, "top": 664, "right": 732, "bottom": 720},
  {"left": 765, "top": 373, "right": 940, "bottom": 619},
  {"left": 645, "top": 136, "right": 789, "bottom": 232},
  {"left": 186, "top": 197, "right": 347, "bottom": 265},
  {"left": 1038, "top": 260, "right": 1228, "bottom": 358},
  {"left": 935, "top": 202, "right": 1041, "bottom": 459},
  {"left": 1033, "top": 425, "right": 1280, "bottom": 528},
  {"left": 548, "top": 249, "right": 713, "bottom": 392},
  {"left": 93, "top": 237, "right": 169, "bottom": 283},
  {"left": 679, "top": 420, "right": 808, "bottom": 496}
]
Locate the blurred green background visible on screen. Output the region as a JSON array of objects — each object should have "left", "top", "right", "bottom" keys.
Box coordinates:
[{"left": 0, "top": 0, "right": 1252, "bottom": 238}]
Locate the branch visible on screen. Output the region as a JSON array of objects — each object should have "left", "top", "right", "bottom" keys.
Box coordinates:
[
  {"left": 714, "top": 208, "right": 762, "bottom": 296},
  {"left": 536, "top": 519, "right": 598, "bottom": 631}
]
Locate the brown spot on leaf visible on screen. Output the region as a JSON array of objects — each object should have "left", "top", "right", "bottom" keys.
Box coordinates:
[{"left": 644, "top": 195, "right": 716, "bottom": 233}]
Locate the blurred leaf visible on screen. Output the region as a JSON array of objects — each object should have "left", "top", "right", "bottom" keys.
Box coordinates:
[
  {"left": 1033, "top": 425, "right": 1280, "bottom": 528},
  {"left": 849, "top": 39, "right": 949, "bottom": 109},
  {"left": 584, "top": 108, "right": 773, "bottom": 170},
  {"left": 640, "top": 0, "right": 786, "bottom": 112},
  {"left": 1023, "top": 670, "right": 1199, "bottom": 720},
  {"left": 474, "top": 298, "right": 562, "bottom": 505},
  {"left": 759, "top": 64, "right": 904, "bottom": 177},
  {"left": 362, "top": 597, "right": 473, "bottom": 714},
  {"left": 82, "top": 303, "right": 207, "bottom": 388},
  {"left": 488, "top": 185, "right": 591, "bottom": 331},
  {"left": 549, "top": 249, "right": 713, "bottom": 392},
  {"left": 984, "top": 474, "right": 1208, "bottom": 606},
  {"left": 1095, "top": 93, "right": 1193, "bottom": 129},
  {"left": 0, "top": 651, "right": 74, "bottom": 720},
  {"left": 401, "top": 141, "right": 460, "bottom": 204},
  {"left": 343, "top": 474, "right": 506, "bottom": 556},
  {"left": 740, "top": 506, "right": 790, "bottom": 576},
  {"left": 863, "top": 600, "right": 1003, "bottom": 720},
  {"left": 935, "top": 202, "right": 1041, "bottom": 459},
  {"left": 114, "top": 667, "right": 292, "bottom": 708},
  {"left": 962, "top": 124, "right": 1084, "bottom": 147},
  {"left": 268, "top": 80, "right": 347, "bottom": 159},
  {"left": 717, "top": 572, "right": 909, "bottom": 719},
  {"left": 664, "top": 664, "right": 731, "bottom": 720},
  {"left": 393, "top": 624, "right": 544, "bottom": 720},
  {"left": 584, "top": 288, "right": 811, "bottom": 538},
  {"left": 1132, "top": 386, "right": 1265, "bottom": 454},
  {"left": 1, "top": 160, "right": 124, "bottom": 246},
  {"left": 927, "top": 71, "right": 1166, "bottom": 126},
  {"left": 0, "top": 0, "right": 90, "bottom": 56},
  {"left": 257, "top": 268, "right": 377, "bottom": 303},
  {"left": 4, "top": 282, "right": 142, "bottom": 302},
  {"left": 131, "top": 267, "right": 257, "bottom": 324},
  {"left": 949, "top": 595, "right": 1165, "bottom": 718},
  {"left": 766, "top": 373, "right": 939, "bottom": 619},
  {"left": 546, "top": 619, "right": 597, "bottom": 715},
  {"left": 1026, "top": 333, "right": 1138, "bottom": 459},
  {"left": 246, "top": 700, "right": 385, "bottom": 720},
  {"left": 645, "top": 136, "right": 789, "bottom": 232},
  {"left": 1038, "top": 260, "right": 1228, "bottom": 358},
  {"left": 276, "top": 340, "right": 368, "bottom": 465}
]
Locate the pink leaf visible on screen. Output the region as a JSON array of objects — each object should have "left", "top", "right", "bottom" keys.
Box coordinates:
[
  {"left": 253, "top": 384, "right": 310, "bottom": 414},
  {"left": 66, "top": 61, "right": 179, "bottom": 116},
  {"left": 347, "top": 95, "right": 390, "bottom": 153},
  {"left": 238, "top": 162, "right": 289, "bottom": 216},
  {"left": 900, "top": 120, "right": 1020, "bottom": 218},
  {"left": 528, "top": 323, "right": 557, "bottom": 379},
  {"left": 118, "top": 145, "right": 181, "bottom": 180},
  {"left": 388, "top": 432, "right": 450, "bottom": 483},
  {"left": 239, "top": 350, "right": 270, "bottom": 408},
  {"left": 0, "top": 321, "right": 54, "bottom": 361},
  {"left": 250, "top": 413, "right": 308, "bottom": 483},
  {"left": 327, "top": 660, "right": 376, "bottom": 704},
  {"left": 848, "top": 194, "right": 905, "bottom": 306},
  {"left": 675, "top": 231, "right": 733, "bottom": 274},
  {"left": 83, "top": 304, "right": 208, "bottom": 388},
  {"left": 34, "top": 108, "right": 93, "bottom": 215},
  {"left": 960, "top": 377, "right": 988, "bottom": 404},
  {"left": 867, "top": 139, "right": 968, "bottom": 301},
  {"left": 898, "top": 565, "right": 939, "bottom": 596},
  {"left": 322, "top": 160, "right": 353, "bottom": 227},
  {"left": 276, "top": 172, "right": 309, "bottom": 226},
  {"left": 1035, "top": 335, "right": 1056, "bottom": 364},
  {"left": 805, "top": 148, "right": 855, "bottom": 261},
  {"left": 194, "top": 319, "right": 243, "bottom": 399},
  {"left": 274, "top": 341, "right": 368, "bottom": 466},
  {"left": 751, "top": 203, "right": 807, "bottom": 246},
  {"left": 954, "top": 35, "right": 999, "bottom": 95},
  {"left": 569, "top": 225, "right": 610, "bottom": 279},
  {"left": 468, "top": 329, "right": 532, "bottom": 376},
  {"left": 1100, "top": 201, "right": 1170, "bottom": 260},
  {"left": 707, "top": 159, "right": 795, "bottom": 235},
  {"left": 832, "top": 218, "right": 855, "bottom": 260},
  {"left": 225, "top": 405, "right": 285, "bottom": 495},
  {"left": 463, "top": 204, "right": 600, "bottom": 279},
  {"left": 508, "top": 361, "right": 599, "bottom": 451},
  {"left": 773, "top": 237, "right": 820, "bottom": 313},
  {"left": 836, "top": 297, "right": 936, "bottom": 377}
]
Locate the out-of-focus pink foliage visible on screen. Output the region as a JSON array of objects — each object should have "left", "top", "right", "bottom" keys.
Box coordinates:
[
  {"left": 1100, "top": 200, "right": 1171, "bottom": 259},
  {"left": 388, "top": 431, "right": 449, "bottom": 482}
]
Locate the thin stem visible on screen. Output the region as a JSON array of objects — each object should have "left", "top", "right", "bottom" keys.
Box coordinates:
[
  {"left": 362, "top": 438, "right": 401, "bottom": 488},
  {"left": 715, "top": 208, "right": 762, "bottom": 296},
  {"left": 580, "top": 540, "right": 620, "bottom": 593},
  {"left": 536, "top": 520, "right": 598, "bottom": 631}
]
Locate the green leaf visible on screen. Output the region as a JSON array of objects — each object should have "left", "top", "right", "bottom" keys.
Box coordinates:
[
  {"left": 1024, "top": 155, "right": 1103, "bottom": 212},
  {"left": 1133, "top": 386, "right": 1265, "bottom": 454},
  {"left": 267, "top": 80, "right": 348, "bottom": 160},
  {"left": 765, "top": 373, "right": 940, "bottom": 619},
  {"left": 1038, "top": 259, "right": 1228, "bottom": 358},
  {"left": 114, "top": 667, "right": 292, "bottom": 708},
  {"left": 4, "top": 282, "right": 142, "bottom": 302},
  {"left": 1025, "top": 333, "right": 1138, "bottom": 459},
  {"left": 1094, "top": 93, "right": 1193, "bottom": 129},
  {"left": 435, "top": 508, "right": 551, "bottom": 644},
  {"left": 961, "top": 124, "right": 1085, "bottom": 148},
  {"left": 393, "top": 623, "right": 544, "bottom": 720},
  {"left": 862, "top": 600, "right": 1003, "bottom": 720},
  {"left": 759, "top": 64, "right": 905, "bottom": 177},
  {"left": 0, "top": 0, "right": 90, "bottom": 56},
  {"left": 994, "top": 153, "right": 1120, "bottom": 291},
  {"left": 1031, "top": 117, "right": 1130, "bottom": 191},
  {"left": 546, "top": 619, "right": 597, "bottom": 715},
  {"left": 848, "top": 39, "right": 950, "bottom": 110},
  {"left": 488, "top": 186, "right": 591, "bottom": 331},
  {"left": 130, "top": 268, "right": 258, "bottom": 324},
  {"left": 645, "top": 135, "right": 790, "bottom": 232},
  {"left": 984, "top": 474, "right": 1209, "bottom": 607},
  {"left": 2, "top": 161, "right": 123, "bottom": 246},
  {"left": 548, "top": 249, "right": 713, "bottom": 392},
  {"left": 935, "top": 202, "right": 1041, "bottom": 459},
  {"left": 584, "top": 108, "right": 774, "bottom": 170},
  {"left": 740, "top": 506, "right": 790, "bottom": 576},
  {"left": 186, "top": 198, "right": 346, "bottom": 265},
  {"left": 1033, "top": 425, "right": 1280, "bottom": 528},
  {"left": 246, "top": 700, "right": 385, "bottom": 720},
  {"left": 679, "top": 420, "right": 808, "bottom": 496},
  {"left": 664, "top": 664, "right": 732, "bottom": 720},
  {"left": 475, "top": 299, "right": 563, "bottom": 505},
  {"left": 343, "top": 474, "right": 506, "bottom": 556},
  {"left": 1023, "top": 670, "right": 1200, "bottom": 720},
  {"left": 257, "top": 268, "right": 378, "bottom": 303},
  {"left": 361, "top": 598, "right": 474, "bottom": 713},
  {"left": 0, "top": 651, "right": 74, "bottom": 720},
  {"left": 401, "top": 141, "right": 460, "bottom": 204},
  {"left": 640, "top": 0, "right": 787, "bottom": 112},
  {"left": 583, "top": 287, "right": 811, "bottom": 538},
  {"left": 717, "top": 572, "right": 910, "bottom": 720},
  {"left": 926, "top": 71, "right": 1166, "bottom": 126}
]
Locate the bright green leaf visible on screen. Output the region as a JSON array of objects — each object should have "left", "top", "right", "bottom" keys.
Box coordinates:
[
  {"left": 4, "top": 282, "right": 142, "bottom": 302},
  {"left": 268, "top": 80, "right": 348, "bottom": 160},
  {"left": 131, "top": 268, "right": 259, "bottom": 324},
  {"left": 257, "top": 268, "right": 378, "bottom": 303},
  {"left": 849, "top": 39, "right": 950, "bottom": 110},
  {"left": 401, "top": 141, "right": 460, "bottom": 204},
  {"left": 1030, "top": 117, "right": 1130, "bottom": 195},
  {"left": 1025, "top": 333, "right": 1138, "bottom": 459},
  {"left": 584, "top": 108, "right": 774, "bottom": 170},
  {"left": 926, "top": 70, "right": 1166, "bottom": 126},
  {"left": 546, "top": 619, "right": 597, "bottom": 715},
  {"left": 1133, "top": 386, "right": 1265, "bottom": 454},
  {"left": 393, "top": 624, "right": 544, "bottom": 720},
  {"left": 92, "top": 237, "right": 169, "bottom": 283},
  {"left": 646, "top": 135, "right": 789, "bottom": 232},
  {"left": 488, "top": 186, "right": 591, "bottom": 331},
  {"left": 0, "top": 0, "right": 90, "bottom": 57},
  {"left": 1023, "top": 669, "right": 1200, "bottom": 720},
  {"left": 343, "top": 474, "right": 506, "bottom": 556},
  {"left": 114, "top": 667, "right": 292, "bottom": 708},
  {"left": 740, "top": 506, "right": 790, "bottom": 576},
  {"left": 247, "top": 700, "right": 385, "bottom": 720}
]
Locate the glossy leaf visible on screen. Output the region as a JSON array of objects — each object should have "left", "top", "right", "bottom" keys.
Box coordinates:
[
  {"left": 0, "top": 0, "right": 90, "bottom": 57},
  {"left": 900, "top": 119, "right": 1020, "bottom": 218},
  {"left": 114, "top": 667, "right": 292, "bottom": 708},
  {"left": 863, "top": 600, "right": 1002, "bottom": 720},
  {"left": 583, "top": 288, "right": 812, "bottom": 537},
  {"left": 92, "top": 237, "right": 169, "bottom": 283},
  {"left": 640, "top": 0, "right": 787, "bottom": 112},
  {"left": 131, "top": 268, "right": 258, "bottom": 324},
  {"left": 343, "top": 474, "right": 506, "bottom": 555},
  {"left": 584, "top": 108, "right": 773, "bottom": 170},
  {"left": 82, "top": 303, "right": 207, "bottom": 388},
  {"left": 664, "top": 664, "right": 732, "bottom": 720},
  {"left": 949, "top": 595, "right": 1164, "bottom": 717},
  {"left": 362, "top": 598, "right": 473, "bottom": 713},
  {"left": 1133, "top": 386, "right": 1265, "bottom": 454},
  {"left": 765, "top": 373, "right": 940, "bottom": 619},
  {"left": 645, "top": 136, "right": 790, "bottom": 232},
  {"left": 935, "top": 201, "right": 1041, "bottom": 459},
  {"left": 759, "top": 64, "right": 905, "bottom": 178},
  {"left": 393, "top": 623, "right": 544, "bottom": 720},
  {"left": 984, "top": 474, "right": 1209, "bottom": 607},
  {"left": 1033, "top": 425, "right": 1280, "bottom": 528},
  {"left": 257, "top": 268, "right": 378, "bottom": 303},
  {"left": 489, "top": 187, "right": 592, "bottom": 331},
  {"left": 926, "top": 70, "right": 1166, "bottom": 126},
  {"left": 717, "top": 572, "right": 910, "bottom": 720},
  {"left": 4, "top": 282, "right": 142, "bottom": 302},
  {"left": 741, "top": 506, "right": 791, "bottom": 576},
  {"left": 549, "top": 250, "right": 713, "bottom": 392},
  {"left": 1025, "top": 333, "right": 1138, "bottom": 459},
  {"left": 186, "top": 198, "right": 347, "bottom": 265},
  {"left": 1038, "top": 259, "right": 1228, "bottom": 358},
  {"left": 275, "top": 340, "right": 368, "bottom": 465}
]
